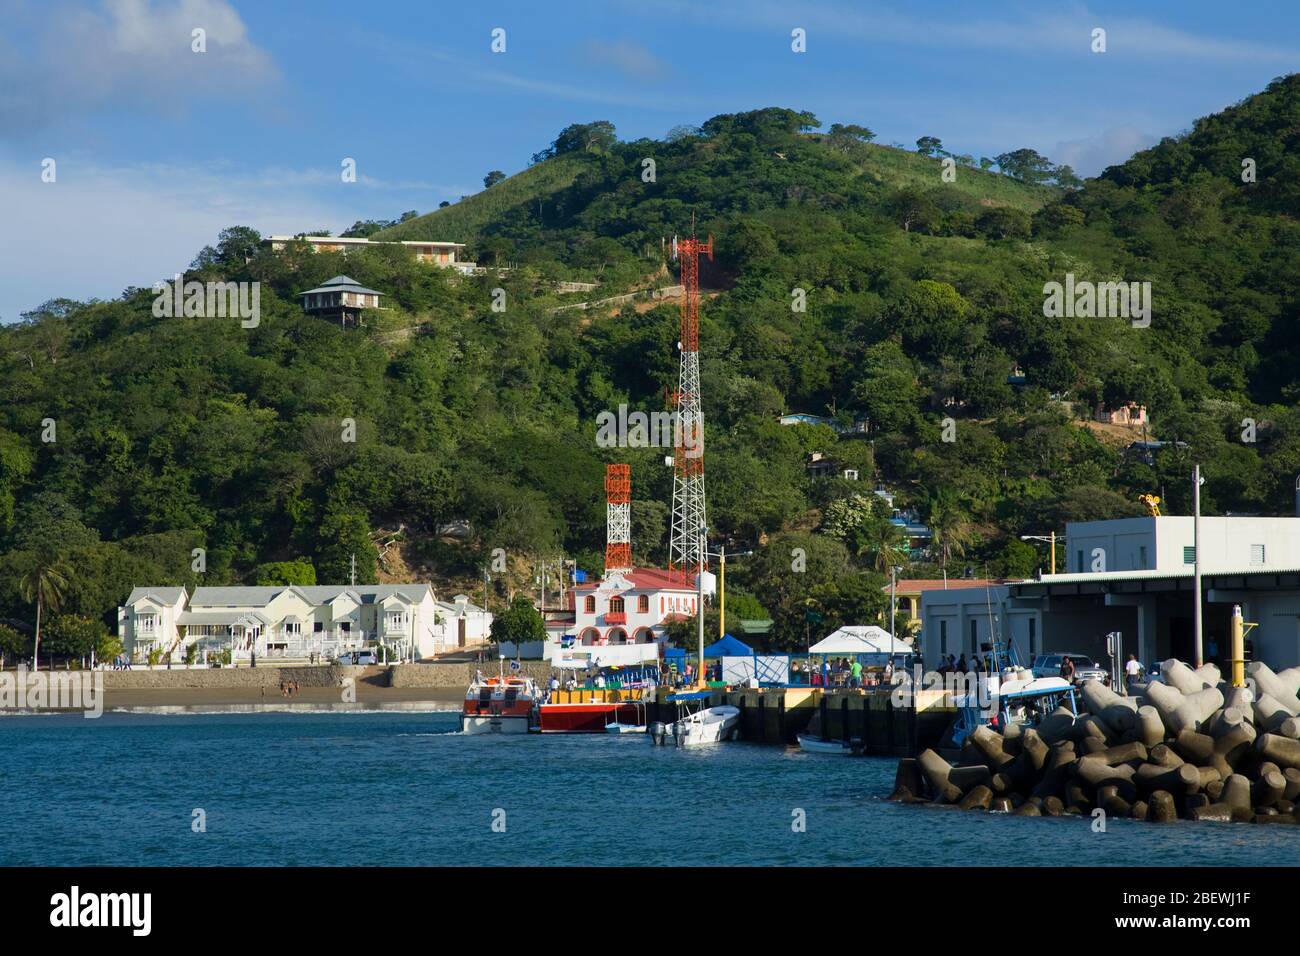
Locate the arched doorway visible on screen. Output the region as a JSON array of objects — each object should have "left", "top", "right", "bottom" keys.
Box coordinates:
[
  {"left": 579, "top": 628, "right": 601, "bottom": 646},
  {"left": 632, "top": 627, "right": 655, "bottom": 644},
  {"left": 606, "top": 628, "right": 629, "bottom": 644}
]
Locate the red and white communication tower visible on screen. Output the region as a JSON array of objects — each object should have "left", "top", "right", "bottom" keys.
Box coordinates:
[
  {"left": 604, "top": 463, "right": 632, "bottom": 574},
  {"left": 667, "top": 230, "right": 712, "bottom": 584}
]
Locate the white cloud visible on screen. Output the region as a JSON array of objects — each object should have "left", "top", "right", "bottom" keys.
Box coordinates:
[
  {"left": 0, "top": 0, "right": 277, "bottom": 134},
  {"left": 1052, "top": 126, "right": 1160, "bottom": 177}
]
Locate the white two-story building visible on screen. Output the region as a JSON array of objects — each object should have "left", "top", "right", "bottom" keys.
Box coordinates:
[{"left": 118, "top": 584, "right": 458, "bottom": 664}]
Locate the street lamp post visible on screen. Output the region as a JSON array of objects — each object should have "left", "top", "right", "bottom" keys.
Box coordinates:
[
  {"left": 889, "top": 565, "right": 900, "bottom": 674},
  {"left": 1020, "top": 532, "right": 1063, "bottom": 575},
  {"left": 1193, "top": 464, "right": 1204, "bottom": 667}
]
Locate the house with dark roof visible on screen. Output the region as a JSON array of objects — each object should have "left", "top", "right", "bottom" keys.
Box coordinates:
[{"left": 297, "top": 275, "right": 386, "bottom": 326}]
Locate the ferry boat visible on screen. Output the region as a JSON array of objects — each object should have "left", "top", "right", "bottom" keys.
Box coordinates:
[{"left": 460, "top": 674, "right": 540, "bottom": 734}]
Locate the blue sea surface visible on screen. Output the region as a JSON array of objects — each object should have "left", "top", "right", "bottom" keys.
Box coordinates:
[{"left": 2, "top": 710, "right": 1298, "bottom": 866}]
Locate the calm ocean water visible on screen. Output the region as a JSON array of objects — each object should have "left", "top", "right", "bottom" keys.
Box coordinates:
[{"left": 2, "top": 709, "right": 1298, "bottom": 866}]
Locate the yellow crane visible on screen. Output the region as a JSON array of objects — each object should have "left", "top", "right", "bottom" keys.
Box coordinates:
[{"left": 1139, "top": 494, "right": 1162, "bottom": 517}]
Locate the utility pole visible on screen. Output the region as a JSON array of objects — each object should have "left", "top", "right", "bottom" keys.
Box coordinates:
[
  {"left": 718, "top": 545, "right": 726, "bottom": 640},
  {"left": 1193, "top": 464, "right": 1203, "bottom": 667},
  {"left": 349, "top": 553, "right": 356, "bottom": 587},
  {"left": 890, "top": 565, "right": 899, "bottom": 673},
  {"left": 696, "top": 523, "right": 707, "bottom": 689}
]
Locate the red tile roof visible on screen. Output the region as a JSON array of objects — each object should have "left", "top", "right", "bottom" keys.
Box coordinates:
[
  {"left": 572, "top": 567, "right": 698, "bottom": 592},
  {"left": 885, "top": 579, "right": 1005, "bottom": 593}
]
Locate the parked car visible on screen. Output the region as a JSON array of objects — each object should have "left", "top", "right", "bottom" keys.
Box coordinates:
[
  {"left": 1031, "top": 653, "right": 1109, "bottom": 685},
  {"left": 335, "top": 650, "right": 379, "bottom": 665}
]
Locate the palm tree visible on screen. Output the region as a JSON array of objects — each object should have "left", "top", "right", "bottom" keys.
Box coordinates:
[
  {"left": 17, "top": 550, "right": 69, "bottom": 672},
  {"left": 928, "top": 490, "right": 974, "bottom": 573},
  {"left": 856, "top": 518, "right": 909, "bottom": 574}
]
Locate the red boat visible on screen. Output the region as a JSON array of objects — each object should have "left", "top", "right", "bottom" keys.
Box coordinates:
[
  {"left": 460, "top": 675, "right": 540, "bottom": 734},
  {"left": 538, "top": 699, "right": 646, "bottom": 733}
]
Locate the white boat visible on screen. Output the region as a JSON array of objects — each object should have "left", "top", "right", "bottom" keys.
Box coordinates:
[
  {"left": 459, "top": 673, "right": 540, "bottom": 734},
  {"left": 605, "top": 722, "right": 645, "bottom": 734},
  {"left": 797, "top": 733, "right": 853, "bottom": 755},
  {"left": 673, "top": 703, "right": 741, "bottom": 748}
]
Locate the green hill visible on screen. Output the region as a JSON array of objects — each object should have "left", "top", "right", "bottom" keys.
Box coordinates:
[
  {"left": 3, "top": 87, "right": 1300, "bottom": 650},
  {"left": 375, "top": 153, "right": 591, "bottom": 245}
]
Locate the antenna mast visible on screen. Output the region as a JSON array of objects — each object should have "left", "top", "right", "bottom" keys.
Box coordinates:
[
  {"left": 605, "top": 464, "right": 632, "bottom": 574},
  {"left": 668, "top": 226, "right": 713, "bottom": 584}
]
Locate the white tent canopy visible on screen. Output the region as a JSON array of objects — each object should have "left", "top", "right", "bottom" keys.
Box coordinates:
[{"left": 809, "top": 625, "right": 911, "bottom": 656}]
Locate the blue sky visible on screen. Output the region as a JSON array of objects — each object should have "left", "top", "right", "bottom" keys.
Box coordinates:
[{"left": 2, "top": 0, "right": 1297, "bottom": 323}]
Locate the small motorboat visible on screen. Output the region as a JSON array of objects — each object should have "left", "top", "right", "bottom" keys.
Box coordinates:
[
  {"left": 605, "top": 721, "right": 645, "bottom": 734},
  {"left": 797, "top": 733, "right": 854, "bottom": 755},
  {"left": 670, "top": 697, "right": 741, "bottom": 748}
]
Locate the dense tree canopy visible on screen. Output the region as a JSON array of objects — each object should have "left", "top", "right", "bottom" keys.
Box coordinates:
[{"left": 4, "top": 80, "right": 1300, "bottom": 650}]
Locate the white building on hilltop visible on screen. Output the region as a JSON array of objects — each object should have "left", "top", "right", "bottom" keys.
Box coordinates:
[
  {"left": 265, "top": 235, "right": 477, "bottom": 273},
  {"left": 118, "top": 584, "right": 461, "bottom": 664}
]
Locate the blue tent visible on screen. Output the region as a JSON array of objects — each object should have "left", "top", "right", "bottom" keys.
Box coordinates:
[{"left": 703, "top": 634, "right": 755, "bottom": 658}]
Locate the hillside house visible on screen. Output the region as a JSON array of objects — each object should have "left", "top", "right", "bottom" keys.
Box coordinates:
[
  {"left": 297, "top": 275, "right": 385, "bottom": 326},
  {"left": 1094, "top": 402, "right": 1148, "bottom": 427},
  {"left": 266, "top": 235, "right": 476, "bottom": 272},
  {"left": 118, "top": 584, "right": 460, "bottom": 664}
]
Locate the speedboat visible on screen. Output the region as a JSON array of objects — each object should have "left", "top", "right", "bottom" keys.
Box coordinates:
[
  {"left": 672, "top": 702, "right": 740, "bottom": 747},
  {"left": 460, "top": 673, "right": 540, "bottom": 734},
  {"left": 797, "top": 733, "right": 853, "bottom": 755},
  {"left": 605, "top": 721, "right": 645, "bottom": 734}
]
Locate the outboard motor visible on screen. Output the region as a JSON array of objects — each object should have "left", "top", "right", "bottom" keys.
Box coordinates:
[{"left": 649, "top": 721, "right": 667, "bottom": 745}]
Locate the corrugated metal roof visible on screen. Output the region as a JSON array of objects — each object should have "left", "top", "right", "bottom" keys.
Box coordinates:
[
  {"left": 297, "top": 275, "right": 384, "bottom": 297},
  {"left": 1013, "top": 566, "right": 1300, "bottom": 587}
]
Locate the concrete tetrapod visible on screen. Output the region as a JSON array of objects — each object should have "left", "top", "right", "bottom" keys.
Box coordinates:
[
  {"left": 1254, "top": 694, "right": 1298, "bottom": 732},
  {"left": 1148, "top": 790, "right": 1178, "bottom": 822},
  {"left": 1144, "top": 680, "right": 1204, "bottom": 736},
  {"left": 1256, "top": 733, "right": 1300, "bottom": 770},
  {"left": 1276, "top": 667, "right": 1300, "bottom": 699},
  {"left": 1162, "top": 659, "right": 1212, "bottom": 694},
  {"left": 895, "top": 658, "right": 1300, "bottom": 825},
  {"left": 1223, "top": 685, "right": 1255, "bottom": 713},
  {"left": 1247, "top": 662, "right": 1300, "bottom": 714},
  {"left": 917, "top": 748, "right": 963, "bottom": 803},
  {"left": 1134, "top": 706, "right": 1166, "bottom": 747}
]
